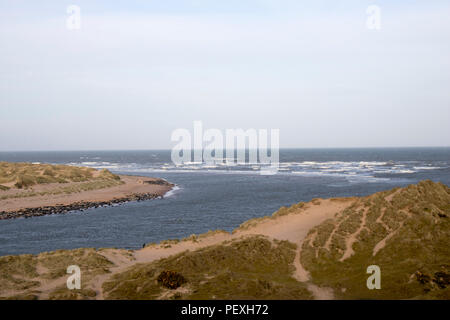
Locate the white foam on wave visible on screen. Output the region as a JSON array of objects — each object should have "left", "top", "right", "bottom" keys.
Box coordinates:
[
  {"left": 359, "top": 161, "right": 388, "bottom": 166},
  {"left": 322, "top": 168, "right": 347, "bottom": 173},
  {"left": 81, "top": 162, "right": 99, "bottom": 165},
  {"left": 60, "top": 158, "right": 443, "bottom": 183},
  {"left": 164, "top": 185, "right": 181, "bottom": 198},
  {"left": 398, "top": 170, "right": 416, "bottom": 174},
  {"left": 297, "top": 161, "right": 319, "bottom": 166},
  {"left": 291, "top": 170, "right": 391, "bottom": 183},
  {"left": 292, "top": 171, "right": 348, "bottom": 178},
  {"left": 75, "top": 161, "right": 130, "bottom": 171},
  {"left": 346, "top": 176, "right": 391, "bottom": 183}
]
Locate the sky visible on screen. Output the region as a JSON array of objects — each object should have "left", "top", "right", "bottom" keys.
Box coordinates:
[{"left": 0, "top": 0, "right": 450, "bottom": 150}]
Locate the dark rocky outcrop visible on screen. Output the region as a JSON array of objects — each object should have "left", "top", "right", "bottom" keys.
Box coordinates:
[{"left": 143, "top": 179, "right": 172, "bottom": 186}]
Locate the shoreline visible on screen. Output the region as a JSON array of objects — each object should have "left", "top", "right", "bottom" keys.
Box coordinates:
[{"left": 0, "top": 175, "right": 174, "bottom": 220}]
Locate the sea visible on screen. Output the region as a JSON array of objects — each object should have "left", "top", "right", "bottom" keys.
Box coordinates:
[{"left": 0, "top": 148, "right": 449, "bottom": 256}]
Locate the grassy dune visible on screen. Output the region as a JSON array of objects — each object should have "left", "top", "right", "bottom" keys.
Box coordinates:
[
  {"left": 0, "top": 162, "right": 123, "bottom": 200},
  {"left": 301, "top": 180, "right": 450, "bottom": 299},
  {"left": 0, "top": 162, "right": 121, "bottom": 189},
  {"left": 103, "top": 236, "right": 312, "bottom": 300},
  {"left": 0, "top": 248, "right": 114, "bottom": 300}
]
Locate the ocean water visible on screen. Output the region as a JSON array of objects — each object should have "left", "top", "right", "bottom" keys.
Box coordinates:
[{"left": 0, "top": 148, "right": 449, "bottom": 256}]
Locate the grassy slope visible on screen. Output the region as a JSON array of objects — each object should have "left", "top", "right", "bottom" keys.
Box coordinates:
[
  {"left": 301, "top": 180, "right": 450, "bottom": 299},
  {"left": 103, "top": 236, "right": 312, "bottom": 300},
  {"left": 0, "top": 162, "right": 123, "bottom": 200},
  {"left": 0, "top": 248, "right": 114, "bottom": 300}
]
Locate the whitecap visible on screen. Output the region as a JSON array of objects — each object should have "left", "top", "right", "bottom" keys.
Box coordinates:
[{"left": 164, "top": 185, "right": 181, "bottom": 198}]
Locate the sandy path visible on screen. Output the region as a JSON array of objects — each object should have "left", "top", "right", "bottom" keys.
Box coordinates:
[
  {"left": 376, "top": 208, "right": 391, "bottom": 232},
  {"left": 88, "top": 249, "right": 138, "bottom": 300},
  {"left": 340, "top": 207, "right": 368, "bottom": 261},
  {"left": 372, "top": 210, "right": 410, "bottom": 256}
]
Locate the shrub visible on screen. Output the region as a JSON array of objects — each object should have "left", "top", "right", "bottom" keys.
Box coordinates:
[
  {"left": 433, "top": 271, "right": 450, "bottom": 289},
  {"left": 36, "top": 176, "right": 53, "bottom": 184},
  {"left": 157, "top": 271, "right": 187, "bottom": 289},
  {"left": 15, "top": 175, "right": 35, "bottom": 189},
  {"left": 43, "top": 168, "right": 55, "bottom": 177},
  {"left": 99, "top": 169, "right": 121, "bottom": 181}
]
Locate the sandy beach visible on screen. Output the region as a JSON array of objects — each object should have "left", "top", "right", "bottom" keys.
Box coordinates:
[{"left": 0, "top": 175, "right": 174, "bottom": 219}]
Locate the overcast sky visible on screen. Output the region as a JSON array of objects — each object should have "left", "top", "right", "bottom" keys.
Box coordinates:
[{"left": 1, "top": 0, "right": 449, "bottom": 150}]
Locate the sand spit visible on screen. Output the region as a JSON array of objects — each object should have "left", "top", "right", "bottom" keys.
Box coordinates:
[{"left": 0, "top": 175, "right": 174, "bottom": 220}]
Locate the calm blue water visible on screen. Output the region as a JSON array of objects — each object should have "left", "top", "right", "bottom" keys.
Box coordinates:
[{"left": 0, "top": 148, "right": 449, "bottom": 256}]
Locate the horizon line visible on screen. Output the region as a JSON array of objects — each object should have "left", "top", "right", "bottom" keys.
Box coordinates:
[{"left": 1, "top": 146, "right": 450, "bottom": 153}]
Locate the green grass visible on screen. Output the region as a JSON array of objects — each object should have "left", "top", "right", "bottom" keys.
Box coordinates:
[
  {"left": 0, "top": 162, "right": 124, "bottom": 200},
  {"left": 301, "top": 180, "right": 450, "bottom": 299},
  {"left": 0, "top": 162, "right": 121, "bottom": 190},
  {"left": 103, "top": 236, "right": 312, "bottom": 300},
  {"left": 0, "top": 179, "right": 124, "bottom": 201},
  {"left": 0, "top": 255, "right": 40, "bottom": 292},
  {"left": 0, "top": 248, "right": 114, "bottom": 300},
  {"left": 38, "top": 248, "right": 114, "bottom": 280},
  {"left": 48, "top": 287, "right": 98, "bottom": 300}
]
